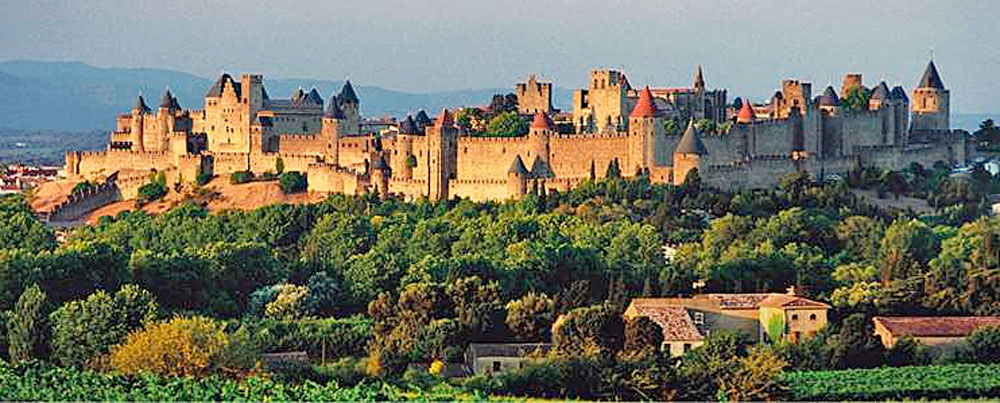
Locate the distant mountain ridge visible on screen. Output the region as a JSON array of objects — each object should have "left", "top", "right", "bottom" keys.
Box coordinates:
[{"left": 0, "top": 61, "right": 575, "bottom": 131}]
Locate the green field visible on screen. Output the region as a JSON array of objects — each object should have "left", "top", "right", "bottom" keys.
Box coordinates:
[{"left": 782, "top": 363, "right": 1000, "bottom": 401}]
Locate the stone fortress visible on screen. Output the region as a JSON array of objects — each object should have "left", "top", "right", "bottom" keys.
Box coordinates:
[{"left": 64, "top": 60, "right": 965, "bottom": 202}]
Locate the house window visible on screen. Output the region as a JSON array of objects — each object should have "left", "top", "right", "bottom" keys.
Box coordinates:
[
  {"left": 793, "top": 331, "right": 802, "bottom": 341},
  {"left": 791, "top": 314, "right": 799, "bottom": 321},
  {"left": 492, "top": 361, "right": 501, "bottom": 372},
  {"left": 809, "top": 313, "right": 817, "bottom": 321},
  {"left": 683, "top": 343, "right": 692, "bottom": 353},
  {"left": 692, "top": 312, "right": 704, "bottom": 326}
]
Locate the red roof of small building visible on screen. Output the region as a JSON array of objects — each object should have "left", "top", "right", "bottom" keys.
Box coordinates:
[
  {"left": 737, "top": 98, "right": 755, "bottom": 123},
  {"left": 530, "top": 111, "right": 553, "bottom": 130},
  {"left": 758, "top": 294, "right": 831, "bottom": 309},
  {"left": 874, "top": 316, "right": 1000, "bottom": 338},
  {"left": 630, "top": 86, "right": 659, "bottom": 118}
]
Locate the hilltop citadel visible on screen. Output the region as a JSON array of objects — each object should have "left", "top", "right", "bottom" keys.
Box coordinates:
[{"left": 62, "top": 60, "right": 965, "bottom": 205}]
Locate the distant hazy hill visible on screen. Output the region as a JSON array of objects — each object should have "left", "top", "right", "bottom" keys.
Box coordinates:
[{"left": 0, "top": 61, "right": 557, "bottom": 131}]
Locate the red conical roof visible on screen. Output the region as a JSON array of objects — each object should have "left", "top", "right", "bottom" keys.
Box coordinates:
[
  {"left": 737, "top": 98, "right": 754, "bottom": 123},
  {"left": 530, "top": 111, "right": 553, "bottom": 130},
  {"left": 629, "top": 86, "right": 658, "bottom": 118},
  {"left": 434, "top": 108, "right": 453, "bottom": 127}
]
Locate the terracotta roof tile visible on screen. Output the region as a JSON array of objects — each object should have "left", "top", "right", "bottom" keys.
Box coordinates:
[
  {"left": 530, "top": 111, "right": 553, "bottom": 130},
  {"left": 875, "top": 316, "right": 1000, "bottom": 338},
  {"left": 737, "top": 98, "right": 754, "bottom": 123},
  {"left": 630, "top": 86, "right": 659, "bottom": 118},
  {"left": 631, "top": 303, "right": 704, "bottom": 341}
]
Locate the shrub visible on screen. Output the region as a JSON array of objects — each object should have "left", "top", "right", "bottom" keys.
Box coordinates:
[
  {"left": 137, "top": 182, "right": 167, "bottom": 205},
  {"left": 279, "top": 172, "right": 306, "bottom": 194},
  {"left": 230, "top": 171, "right": 253, "bottom": 185},
  {"left": 71, "top": 181, "right": 97, "bottom": 195},
  {"left": 623, "top": 316, "right": 663, "bottom": 354},
  {"left": 109, "top": 316, "right": 232, "bottom": 377},
  {"left": 505, "top": 292, "right": 555, "bottom": 342},
  {"left": 552, "top": 304, "right": 623, "bottom": 360},
  {"left": 966, "top": 325, "right": 1000, "bottom": 363}
]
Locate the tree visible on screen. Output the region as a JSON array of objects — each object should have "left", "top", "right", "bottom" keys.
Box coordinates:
[
  {"left": 264, "top": 284, "right": 312, "bottom": 319},
  {"left": 486, "top": 111, "right": 528, "bottom": 137},
  {"left": 505, "top": 292, "right": 556, "bottom": 341},
  {"left": 837, "top": 216, "right": 885, "bottom": 263},
  {"left": 552, "top": 303, "right": 624, "bottom": 360},
  {"left": 49, "top": 286, "right": 158, "bottom": 368},
  {"left": 448, "top": 276, "right": 503, "bottom": 340},
  {"left": 623, "top": 316, "right": 663, "bottom": 355},
  {"left": 827, "top": 313, "right": 883, "bottom": 369},
  {"left": 663, "top": 119, "right": 679, "bottom": 136},
  {"left": 841, "top": 85, "right": 871, "bottom": 111},
  {"left": 879, "top": 218, "right": 938, "bottom": 285},
  {"left": 8, "top": 284, "right": 48, "bottom": 363},
  {"left": 279, "top": 171, "right": 306, "bottom": 194},
  {"left": 109, "top": 316, "right": 234, "bottom": 378},
  {"left": 716, "top": 348, "right": 788, "bottom": 402}
]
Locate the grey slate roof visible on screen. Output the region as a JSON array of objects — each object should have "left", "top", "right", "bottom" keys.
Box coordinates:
[
  {"left": 508, "top": 155, "right": 528, "bottom": 174},
  {"left": 134, "top": 94, "right": 150, "bottom": 113},
  {"left": 818, "top": 86, "right": 840, "bottom": 106},
  {"left": 307, "top": 88, "right": 324, "bottom": 106},
  {"left": 693, "top": 65, "right": 705, "bottom": 88},
  {"left": 890, "top": 86, "right": 909, "bottom": 102},
  {"left": 415, "top": 110, "right": 432, "bottom": 129},
  {"left": 399, "top": 115, "right": 419, "bottom": 134},
  {"left": 675, "top": 120, "right": 707, "bottom": 155},
  {"left": 338, "top": 80, "right": 359, "bottom": 104},
  {"left": 324, "top": 95, "right": 345, "bottom": 118},
  {"left": 159, "top": 89, "right": 174, "bottom": 109},
  {"left": 871, "top": 81, "right": 890, "bottom": 100},
  {"left": 918, "top": 60, "right": 945, "bottom": 89},
  {"left": 206, "top": 74, "right": 240, "bottom": 98},
  {"left": 530, "top": 156, "right": 554, "bottom": 178}
]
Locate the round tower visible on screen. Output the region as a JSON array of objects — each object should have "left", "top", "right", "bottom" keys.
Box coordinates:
[
  {"left": 528, "top": 111, "right": 553, "bottom": 163},
  {"left": 628, "top": 86, "right": 663, "bottom": 172},
  {"left": 370, "top": 154, "right": 391, "bottom": 200},
  {"left": 507, "top": 155, "right": 529, "bottom": 199},
  {"left": 322, "top": 95, "right": 343, "bottom": 166},
  {"left": 817, "top": 86, "right": 841, "bottom": 116},
  {"left": 130, "top": 93, "right": 149, "bottom": 152}
]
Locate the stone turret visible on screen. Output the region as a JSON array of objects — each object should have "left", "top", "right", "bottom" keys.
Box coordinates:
[
  {"left": 529, "top": 111, "right": 553, "bottom": 163},
  {"left": 130, "top": 93, "right": 148, "bottom": 152},
  {"left": 507, "top": 155, "right": 529, "bottom": 199},
  {"left": 337, "top": 79, "right": 361, "bottom": 133},
  {"left": 817, "top": 86, "right": 841, "bottom": 116},
  {"left": 322, "top": 95, "right": 343, "bottom": 165},
  {"left": 628, "top": 86, "right": 664, "bottom": 172},
  {"left": 911, "top": 60, "right": 949, "bottom": 131},
  {"left": 673, "top": 120, "right": 708, "bottom": 185},
  {"left": 426, "top": 109, "right": 457, "bottom": 201},
  {"left": 395, "top": 115, "right": 419, "bottom": 179}
]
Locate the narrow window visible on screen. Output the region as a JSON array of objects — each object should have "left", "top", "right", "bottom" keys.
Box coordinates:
[
  {"left": 683, "top": 343, "right": 692, "bottom": 352},
  {"left": 492, "top": 361, "right": 501, "bottom": 372}
]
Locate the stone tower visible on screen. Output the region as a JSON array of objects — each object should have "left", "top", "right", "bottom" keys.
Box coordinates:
[
  {"left": 673, "top": 120, "right": 708, "bottom": 186},
  {"left": 911, "top": 60, "right": 949, "bottom": 132},
  {"left": 322, "top": 95, "right": 344, "bottom": 166},
  {"left": 507, "top": 155, "right": 529, "bottom": 199},
  {"left": 395, "top": 115, "right": 419, "bottom": 180},
  {"left": 516, "top": 74, "right": 554, "bottom": 115},
  {"left": 370, "top": 154, "right": 391, "bottom": 200},
  {"left": 130, "top": 93, "right": 150, "bottom": 152},
  {"left": 337, "top": 80, "right": 361, "bottom": 134},
  {"left": 572, "top": 69, "right": 630, "bottom": 133},
  {"left": 426, "top": 109, "right": 457, "bottom": 201},
  {"left": 693, "top": 65, "right": 706, "bottom": 119},
  {"left": 818, "top": 86, "right": 841, "bottom": 116},
  {"left": 628, "top": 87, "right": 663, "bottom": 173}
]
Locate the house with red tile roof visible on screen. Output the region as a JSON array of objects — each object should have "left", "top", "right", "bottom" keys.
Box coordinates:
[{"left": 624, "top": 292, "right": 830, "bottom": 356}]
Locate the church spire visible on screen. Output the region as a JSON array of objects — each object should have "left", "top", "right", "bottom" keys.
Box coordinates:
[{"left": 694, "top": 65, "right": 705, "bottom": 90}]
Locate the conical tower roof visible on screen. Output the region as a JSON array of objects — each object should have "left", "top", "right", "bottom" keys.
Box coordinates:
[
  {"left": 415, "top": 110, "right": 432, "bottom": 129},
  {"left": 508, "top": 155, "right": 528, "bottom": 174},
  {"left": 630, "top": 86, "right": 659, "bottom": 118},
  {"left": 159, "top": 89, "right": 174, "bottom": 109},
  {"left": 307, "top": 88, "right": 323, "bottom": 105},
  {"left": 871, "top": 81, "right": 890, "bottom": 100},
  {"left": 530, "top": 111, "right": 553, "bottom": 130},
  {"left": 134, "top": 93, "right": 150, "bottom": 113},
  {"left": 818, "top": 86, "right": 840, "bottom": 106},
  {"left": 338, "top": 79, "right": 359, "bottom": 104},
  {"left": 918, "top": 60, "right": 945, "bottom": 89},
  {"left": 890, "top": 86, "right": 909, "bottom": 102},
  {"left": 737, "top": 97, "right": 754, "bottom": 123},
  {"left": 675, "top": 120, "right": 708, "bottom": 155},
  {"left": 530, "top": 156, "right": 554, "bottom": 178},
  {"left": 694, "top": 65, "right": 705, "bottom": 89}
]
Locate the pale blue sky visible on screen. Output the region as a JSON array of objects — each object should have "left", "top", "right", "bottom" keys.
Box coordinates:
[{"left": 1, "top": 0, "right": 997, "bottom": 113}]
